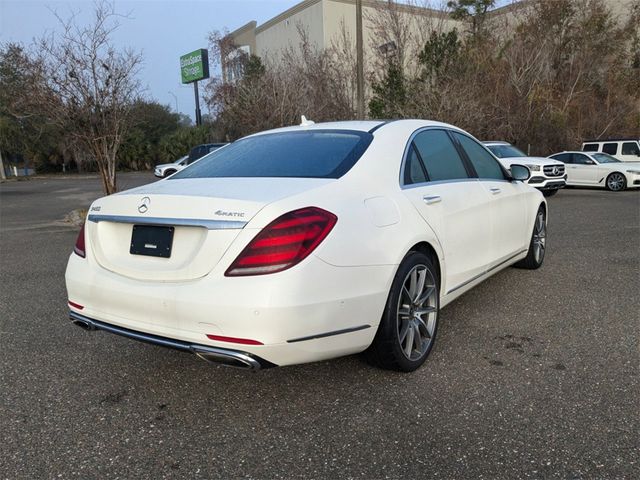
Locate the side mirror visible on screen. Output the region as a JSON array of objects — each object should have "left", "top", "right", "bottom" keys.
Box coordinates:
[
  {"left": 584, "top": 159, "right": 596, "bottom": 165},
  {"left": 510, "top": 164, "right": 531, "bottom": 181}
]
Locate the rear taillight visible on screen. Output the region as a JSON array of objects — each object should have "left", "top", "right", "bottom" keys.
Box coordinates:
[
  {"left": 73, "top": 223, "right": 86, "bottom": 258},
  {"left": 225, "top": 207, "right": 337, "bottom": 276}
]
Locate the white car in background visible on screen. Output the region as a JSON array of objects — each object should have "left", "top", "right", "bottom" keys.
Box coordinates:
[
  {"left": 154, "top": 144, "right": 229, "bottom": 178},
  {"left": 548, "top": 151, "right": 640, "bottom": 191},
  {"left": 154, "top": 155, "right": 188, "bottom": 178},
  {"left": 483, "top": 141, "right": 566, "bottom": 197},
  {"left": 66, "top": 120, "right": 547, "bottom": 372}
]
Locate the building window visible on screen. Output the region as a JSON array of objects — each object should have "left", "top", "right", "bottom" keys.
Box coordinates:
[
  {"left": 224, "top": 46, "right": 251, "bottom": 83},
  {"left": 378, "top": 41, "right": 397, "bottom": 58}
]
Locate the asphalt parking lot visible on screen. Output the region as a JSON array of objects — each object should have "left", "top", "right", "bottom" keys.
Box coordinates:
[{"left": 1, "top": 173, "right": 638, "bottom": 479}]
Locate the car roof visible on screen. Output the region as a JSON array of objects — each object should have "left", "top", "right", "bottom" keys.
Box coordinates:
[
  {"left": 550, "top": 151, "right": 595, "bottom": 155},
  {"left": 248, "top": 119, "right": 462, "bottom": 137},
  {"left": 482, "top": 141, "right": 511, "bottom": 145},
  {"left": 583, "top": 138, "right": 639, "bottom": 143}
]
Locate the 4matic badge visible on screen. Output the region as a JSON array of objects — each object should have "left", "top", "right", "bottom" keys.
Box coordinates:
[{"left": 215, "top": 210, "right": 245, "bottom": 218}]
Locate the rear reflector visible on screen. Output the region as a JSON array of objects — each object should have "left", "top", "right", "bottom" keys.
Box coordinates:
[
  {"left": 73, "top": 223, "right": 86, "bottom": 258},
  {"left": 225, "top": 207, "right": 337, "bottom": 276},
  {"left": 68, "top": 301, "right": 84, "bottom": 310},
  {"left": 206, "top": 334, "right": 263, "bottom": 346}
]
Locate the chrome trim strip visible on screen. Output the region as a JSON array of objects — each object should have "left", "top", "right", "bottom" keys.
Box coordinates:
[
  {"left": 402, "top": 177, "right": 481, "bottom": 190},
  {"left": 446, "top": 249, "right": 528, "bottom": 295},
  {"left": 69, "top": 311, "right": 262, "bottom": 370},
  {"left": 286, "top": 324, "right": 371, "bottom": 343},
  {"left": 87, "top": 214, "right": 246, "bottom": 230}
]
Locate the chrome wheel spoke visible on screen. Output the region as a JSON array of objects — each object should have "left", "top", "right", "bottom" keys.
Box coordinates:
[
  {"left": 414, "top": 305, "right": 437, "bottom": 316},
  {"left": 402, "top": 285, "right": 412, "bottom": 303},
  {"left": 399, "top": 320, "right": 410, "bottom": 344},
  {"left": 414, "top": 268, "right": 426, "bottom": 303},
  {"left": 416, "top": 316, "right": 432, "bottom": 339},
  {"left": 416, "top": 285, "right": 435, "bottom": 306},
  {"left": 408, "top": 269, "right": 418, "bottom": 299},
  {"left": 404, "top": 327, "right": 415, "bottom": 357},
  {"left": 413, "top": 325, "right": 423, "bottom": 352}
]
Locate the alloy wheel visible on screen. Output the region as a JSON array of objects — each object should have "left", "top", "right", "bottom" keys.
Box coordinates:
[
  {"left": 533, "top": 211, "right": 546, "bottom": 264},
  {"left": 607, "top": 173, "right": 625, "bottom": 191},
  {"left": 396, "top": 265, "right": 437, "bottom": 361}
]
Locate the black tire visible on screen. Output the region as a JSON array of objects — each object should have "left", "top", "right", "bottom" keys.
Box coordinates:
[
  {"left": 366, "top": 251, "right": 440, "bottom": 372},
  {"left": 542, "top": 190, "right": 558, "bottom": 197},
  {"left": 606, "top": 172, "right": 626, "bottom": 191},
  {"left": 163, "top": 169, "right": 176, "bottom": 178},
  {"left": 514, "top": 206, "right": 546, "bottom": 269}
]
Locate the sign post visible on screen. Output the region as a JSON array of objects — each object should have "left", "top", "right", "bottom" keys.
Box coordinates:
[{"left": 180, "top": 49, "right": 210, "bottom": 126}]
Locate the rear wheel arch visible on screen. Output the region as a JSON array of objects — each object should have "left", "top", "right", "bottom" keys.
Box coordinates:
[
  {"left": 407, "top": 241, "right": 442, "bottom": 292},
  {"left": 539, "top": 201, "right": 547, "bottom": 216}
]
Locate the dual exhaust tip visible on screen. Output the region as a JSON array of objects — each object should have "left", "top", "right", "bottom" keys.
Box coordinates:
[{"left": 71, "top": 316, "right": 262, "bottom": 370}]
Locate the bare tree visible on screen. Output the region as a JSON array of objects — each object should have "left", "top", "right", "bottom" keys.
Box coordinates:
[
  {"left": 35, "top": 0, "right": 143, "bottom": 194},
  {"left": 204, "top": 25, "right": 355, "bottom": 139}
]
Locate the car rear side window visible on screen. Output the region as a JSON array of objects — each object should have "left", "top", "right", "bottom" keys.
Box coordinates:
[
  {"left": 602, "top": 143, "right": 618, "bottom": 155},
  {"left": 172, "top": 130, "right": 373, "bottom": 179},
  {"left": 452, "top": 132, "right": 505, "bottom": 180},
  {"left": 404, "top": 145, "right": 428, "bottom": 184},
  {"left": 622, "top": 142, "right": 640, "bottom": 155},
  {"left": 572, "top": 153, "right": 592, "bottom": 165},
  {"left": 411, "top": 130, "right": 469, "bottom": 182},
  {"left": 582, "top": 144, "right": 599, "bottom": 152}
]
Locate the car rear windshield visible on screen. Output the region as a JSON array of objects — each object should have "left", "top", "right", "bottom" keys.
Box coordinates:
[
  {"left": 486, "top": 144, "right": 526, "bottom": 158},
  {"left": 171, "top": 130, "right": 373, "bottom": 180}
]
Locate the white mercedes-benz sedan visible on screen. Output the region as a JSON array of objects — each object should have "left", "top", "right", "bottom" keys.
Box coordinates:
[{"left": 66, "top": 120, "right": 547, "bottom": 372}]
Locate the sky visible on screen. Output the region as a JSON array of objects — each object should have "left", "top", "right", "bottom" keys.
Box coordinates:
[
  {"left": 0, "top": 0, "right": 509, "bottom": 122},
  {"left": 0, "top": 0, "right": 303, "bottom": 121}
]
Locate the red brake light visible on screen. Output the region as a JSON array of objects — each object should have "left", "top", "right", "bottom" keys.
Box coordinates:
[
  {"left": 74, "top": 222, "right": 86, "bottom": 258},
  {"left": 225, "top": 207, "right": 337, "bottom": 276}
]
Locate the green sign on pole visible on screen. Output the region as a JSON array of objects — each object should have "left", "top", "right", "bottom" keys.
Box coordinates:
[{"left": 180, "top": 49, "right": 210, "bottom": 84}]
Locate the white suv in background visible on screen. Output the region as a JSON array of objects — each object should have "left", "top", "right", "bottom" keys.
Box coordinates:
[
  {"left": 581, "top": 138, "right": 640, "bottom": 162},
  {"left": 483, "top": 142, "right": 566, "bottom": 197}
]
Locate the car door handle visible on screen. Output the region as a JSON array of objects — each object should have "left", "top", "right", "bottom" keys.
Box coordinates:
[
  {"left": 489, "top": 187, "right": 501, "bottom": 194},
  {"left": 423, "top": 195, "right": 441, "bottom": 205}
]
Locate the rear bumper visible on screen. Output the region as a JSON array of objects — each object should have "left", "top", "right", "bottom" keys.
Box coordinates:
[
  {"left": 65, "top": 253, "right": 393, "bottom": 366},
  {"left": 70, "top": 310, "right": 270, "bottom": 370}
]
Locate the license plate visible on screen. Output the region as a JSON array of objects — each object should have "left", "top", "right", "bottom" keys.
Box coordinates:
[{"left": 130, "top": 225, "right": 174, "bottom": 258}]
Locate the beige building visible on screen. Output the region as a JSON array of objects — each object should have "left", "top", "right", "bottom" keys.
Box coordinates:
[
  {"left": 223, "top": 0, "right": 635, "bottom": 80},
  {"left": 223, "top": 0, "right": 458, "bottom": 80}
]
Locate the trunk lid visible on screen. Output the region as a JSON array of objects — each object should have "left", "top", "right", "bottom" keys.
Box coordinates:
[{"left": 87, "top": 178, "right": 332, "bottom": 281}]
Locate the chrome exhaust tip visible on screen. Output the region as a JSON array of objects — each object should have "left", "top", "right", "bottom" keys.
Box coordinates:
[
  {"left": 193, "top": 348, "right": 261, "bottom": 370},
  {"left": 72, "top": 318, "right": 96, "bottom": 331}
]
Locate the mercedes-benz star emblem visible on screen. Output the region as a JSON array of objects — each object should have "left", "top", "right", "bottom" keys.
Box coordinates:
[
  {"left": 552, "top": 166, "right": 560, "bottom": 176},
  {"left": 138, "top": 197, "right": 151, "bottom": 214}
]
